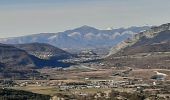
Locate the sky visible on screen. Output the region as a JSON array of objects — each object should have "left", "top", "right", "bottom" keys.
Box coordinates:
[{"left": 0, "top": 0, "right": 170, "bottom": 38}]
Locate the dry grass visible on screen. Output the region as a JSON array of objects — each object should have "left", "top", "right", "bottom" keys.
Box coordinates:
[
  {"left": 10, "top": 86, "right": 67, "bottom": 96},
  {"left": 71, "top": 88, "right": 111, "bottom": 94},
  {"left": 129, "top": 69, "right": 170, "bottom": 80}
]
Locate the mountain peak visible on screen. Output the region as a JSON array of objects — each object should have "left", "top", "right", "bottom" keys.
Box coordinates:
[
  {"left": 80, "top": 25, "right": 94, "bottom": 28},
  {"left": 75, "top": 25, "right": 98, "bottom": 31},
  {"left": 106, "top": 27, "right": 113, "bottom": 30}
]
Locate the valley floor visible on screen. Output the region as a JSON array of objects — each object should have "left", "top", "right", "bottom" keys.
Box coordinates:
[{"left": 3, "top": 68, "right": 170, "bottom": 100}]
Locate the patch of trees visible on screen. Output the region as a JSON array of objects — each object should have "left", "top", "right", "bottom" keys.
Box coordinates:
[{"left": 0, "top": 88, "right": 50, "bottom": 100}]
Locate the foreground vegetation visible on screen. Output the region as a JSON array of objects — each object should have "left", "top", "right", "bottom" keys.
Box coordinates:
[{"left": 0, "top": 88, "right": 50, "bottom": 100}]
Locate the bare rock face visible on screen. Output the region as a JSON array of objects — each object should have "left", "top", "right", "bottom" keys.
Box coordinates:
[
  {"left": 108, "top": 23, "right": 170, "bottom": 56},
  {"left": 105, "top": 23, "right": 170, "bottom": 69}
]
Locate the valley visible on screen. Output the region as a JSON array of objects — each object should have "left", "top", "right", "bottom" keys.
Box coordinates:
[
  {"left": 0, "top": 23, "right": 170, "bottom": 100},
  {"left": 1, "top": 0, "right": 170, "bottom": 99}
]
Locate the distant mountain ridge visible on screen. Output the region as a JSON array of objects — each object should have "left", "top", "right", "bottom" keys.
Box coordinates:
[{"left": 0, "top": 26, "right": 150, "bottom": 51}]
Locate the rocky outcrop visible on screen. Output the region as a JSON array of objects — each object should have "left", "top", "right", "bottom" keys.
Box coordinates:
[
  {"left": 105, "top": 23, "right": 170, "bottom": 69},
  {"left": 108, "top": 23, "right": 170, "bottom": 56}
]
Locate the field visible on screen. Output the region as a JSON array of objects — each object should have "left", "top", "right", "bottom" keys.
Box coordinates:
[
  {"left": 39, "top": 68, "right": 170, "bottom": 80},
  {"left": 8, "top": 68, "right": 170, "bottom": 96},
  {"left": 10, "top": 86, "right": 112, "bottom": 96},
  {"left": 10, "top": 86, "right": 63, "bottom": 96}
]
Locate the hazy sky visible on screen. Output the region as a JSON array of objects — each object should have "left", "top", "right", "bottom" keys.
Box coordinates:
[{"left": 1, "top": 0, "right": 170, "bottom": 38}]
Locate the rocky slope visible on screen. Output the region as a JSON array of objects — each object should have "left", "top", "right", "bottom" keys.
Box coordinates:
[
  {"left": 105, "top": 23, "right": 170, "bottom": 69},
  {"left": 108, "top": 23, "right": 170, "bottom": 56}
]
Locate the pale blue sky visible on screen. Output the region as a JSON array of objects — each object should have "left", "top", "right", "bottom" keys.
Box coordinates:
[{"left": 0, "top": 0, "right": 170, "bottom": 38}]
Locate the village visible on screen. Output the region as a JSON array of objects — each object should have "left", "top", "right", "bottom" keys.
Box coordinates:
[{"left": 0, "top": 68, "right": 170, "bottom": 100}]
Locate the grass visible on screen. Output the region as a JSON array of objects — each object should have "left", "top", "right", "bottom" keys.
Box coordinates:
[
  {"left": 9, "top": 86, "right": 111, "bottom": 96},
  {"left": 9, "top": 86, "right": 63, "bottom": 96},
  {"left": 71, "top": 88, "right": 111, "bottom": 94}
]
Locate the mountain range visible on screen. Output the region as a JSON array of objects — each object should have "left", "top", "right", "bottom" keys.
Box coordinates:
[
  {"left": 1, "top": 23, "right": 170, "bottom": 78},
  {"left": 0, "top": 26, "right": 150, "bottom": 51}
]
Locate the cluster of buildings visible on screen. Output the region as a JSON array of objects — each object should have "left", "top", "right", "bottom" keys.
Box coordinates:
[
  {"left": 61, "top": 50, "right": 101, "bottom": 64},
  {"left": 0, "top": 74, "right": 170, "bottom": 100}
]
